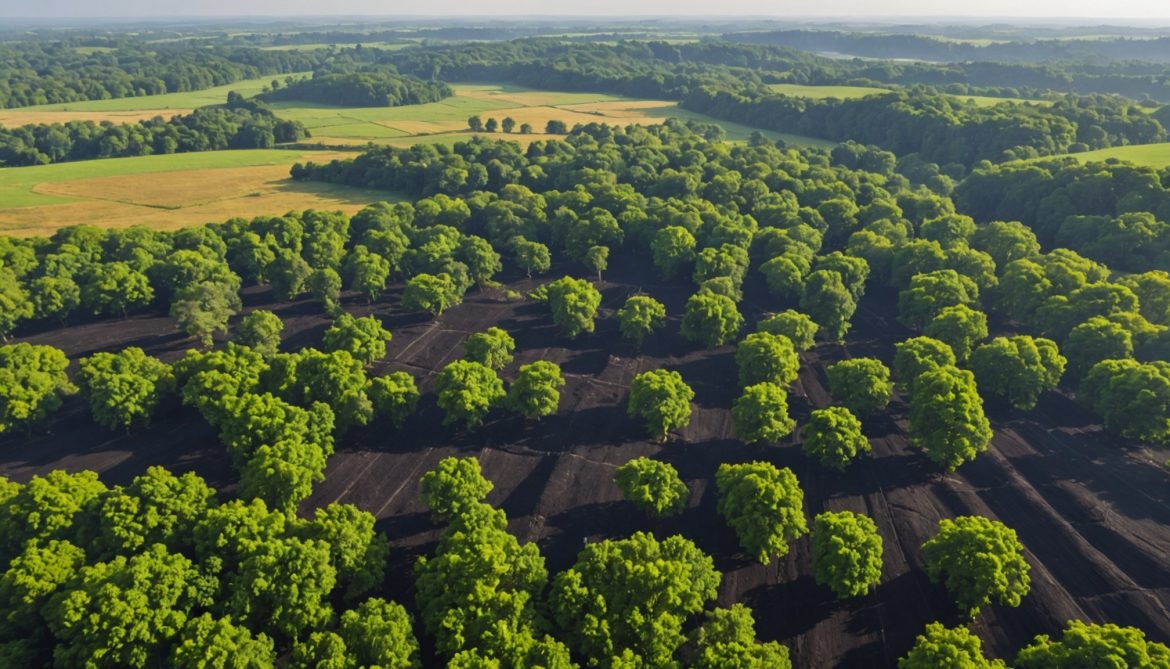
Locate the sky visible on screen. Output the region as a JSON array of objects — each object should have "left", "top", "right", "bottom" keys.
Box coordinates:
[{"left": 6, "top": 0, "right": 1170, "bottom": 19}]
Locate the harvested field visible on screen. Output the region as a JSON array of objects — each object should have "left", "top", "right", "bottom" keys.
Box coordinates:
[{"left": 3, "top": 254, "right": 1169, "bottom": 667}]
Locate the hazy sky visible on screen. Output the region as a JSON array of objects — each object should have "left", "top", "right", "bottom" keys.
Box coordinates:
[{"left": 7, "top": 0, "right": 1170, "bottom": 19}]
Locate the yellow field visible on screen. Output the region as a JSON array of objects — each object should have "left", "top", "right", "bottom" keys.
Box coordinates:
[{"left": 0, "top": 109, "right": 189, "bottom": 127}]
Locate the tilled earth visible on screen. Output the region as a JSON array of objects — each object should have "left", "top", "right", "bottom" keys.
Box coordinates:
[{"left": 4, "top": 255, "right": 1170, "bottom": 668}]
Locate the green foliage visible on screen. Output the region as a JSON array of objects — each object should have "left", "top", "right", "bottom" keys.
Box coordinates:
[
  {"left": 893, "top": 336, "right": 957, "bottom": 394},
  {"left": 546, "top": 276, "right": 602, "bottom": 338},
  {"left": 344, "top": 245, "right": 392, "bottom": 303},
  {"left": 1080, "top": 358, "right": 1170, "bottom": 443},
  {"left": 298, "top": 504, "right": 388, "bottom": 601},
  {"left": 264, "top": 348, "right": 372, "bottom": 433},
  {"left": 810, "top": 510, "right": 883, "bottom": 598},
  {"left": 922, "top": 516, "right": 1031, "bottom": 618},
  {"left": 613, "top": 457, "right": 689, "bottom": 518},
  {"left": 420, "top": 457, "right": 494, "bottom": 524},
  {"left": 28, "top": 275, "right": 80, "bottom": 324},
  {"left": 225, "top": 536, "right": 337, "bottom": 639},
  {"left": 617, "top": 295, "right": 666, "bottom": 345},
  {"left": 338, "top": 598, "right": 422, "bottom": 669},
  {"left": 731, "top": 382, "right": 795, "bottom": 444},
  {"left": 1063, "top": 316, "right": 1133, "bottom": 380},
  {"left": 506, "top": 360, "right": 564, "bottom": 420},
  {"left": 0, "top": 538, "right": 86, "bottom": 636},
  {"left": 802, "top": 407, "right": 870, "bottom": 471},
  {"left": 457, "top": 235, "right": 502, "bottom": 288},
  {"left": 715, "top": 461, "right": 807, "bottom": 564},
  {"left": 170, "top": 613, "right": 276, "bottom": 669},
  {"left": 898, "top": 269, "right": 979, "bottom": 330},
  {"left": 826, "top": 357, "right": 892, "bottom": 415},
  {"left": 238, "top": 435, "right": 329, "bottom": 513},
  {"left": 899, "top": 622, "right": 1005, "bottom": 669},
  {"left": 757, "top": 310, "right": 817, "bottom": 351},
  {"left": 269, "top": 249, "right": 313, "bottom": 302},
  {"left": 760, "top": 254, "right": 808, "bottom": 302},
  {"left": 309, "top": 267, "right": 343, "bottom": 316},
  {"left": 323, "top": 314, "right": 392, "bottom": 366},
  {"left": 81, "top": 262, "right": 155, "bottom": 317},
  {"left": 77, "top": 347, "right": 174, "bottom": 431},
  {"left": 1016, "top": 620, "right": 1170, "bottom": 669},
  {"left": 511, "top": 237, "right": 551, "bottom": 278},
  {"left": 550, "top": 531, "right": 720, "bottom": 666},
  {"left": 0, "top": 268, "right": 32, "bottom": 340},
  {"left": 687, "top": 604, "right": 792, "bottom": 669},
  {"left": 651, "top": 226, "right": 697, "bottom": 280},
  {"left": 681, "top": 290, "right": 743, "bottom": 348},
  {"left": 403, "top": 272, "right": 462, "bottom": 318},
  {"left": 291, "top": 631, "right": 349, "bottom": 669},
  {"left": 800, "top": 269, "right": 856, "bottom": 340},
  {"left": 233, "top": 310, "right": 284, "bottom": 357},
  {"left": 970, "top": 336, "right": 1066, "bottom": 410},
  {"left": 0, "top": 470, "right": 106, "bottom": 562},
  {"left": 369, "top": 371, "right": 419, "bottom": 428},
  {"left": 171, "top": 281, "right": 242, "bottom": 347},
  {"left": 970, "top": 220, "right": 1041, "bottom": 269},
  {"left": 627, "top": 369, "right": 694, "bottom": 440},
  {"left": 735, "top": 331, "right": 800, "bottom": 388},
  {"left": 585, "top": 245, "right": 609, "bottom": 281},
  {"left": 464, "top": 327, "right": 515, "bottom": 370},
  {"left": 909, "top": 365, "right": 993, "bottom": 471},
  {"left": 0, "top": 343, "right": 75, "bottom": 435},
  {"left": 923, "top": 304, "right": 988, "bottom": 361},
  {"left": 435, "top": 360, "right": 505, "bottom": 430},
  {"left": 88, "top": 466, "right": 216, "bottom": 559}
]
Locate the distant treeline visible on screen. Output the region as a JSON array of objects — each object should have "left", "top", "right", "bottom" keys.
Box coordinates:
[
  {"left": 260, "top": 70, "right": 452, "bottom": 107},
  {"left": 0, "top": 98, "right": 307, "bottom": 167}
]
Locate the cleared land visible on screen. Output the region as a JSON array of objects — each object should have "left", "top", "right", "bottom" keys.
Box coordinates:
[
  {"left": 2, "top": 255, "right": 1168, "bottom": 668},
  {"left": 1064, "top": 142, "right": 1170, "bottom": 167},
  {"left": 0, "top": 149, "right": 381, "bottom": 236}
]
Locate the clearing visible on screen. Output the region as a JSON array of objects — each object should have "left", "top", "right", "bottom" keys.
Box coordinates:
[
  {"left": 1061, "top": 142, "right": 1170, "bottom": 167},
  {"left": 768, "top": 83, "right": 1049, "bottom": 107}
]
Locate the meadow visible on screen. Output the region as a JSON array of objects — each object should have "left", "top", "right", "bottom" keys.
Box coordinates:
[
  {"left": 768, "top": 82, "right": 1049, "bottom": 108},
  {"left": 1063, "top": 142, "right": 1170, "bottom": 166}
]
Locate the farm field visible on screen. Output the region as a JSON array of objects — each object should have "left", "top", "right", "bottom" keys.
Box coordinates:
[
  {"left": 0, "top": 149, "right": 382, "bottom": 235},
  {"left": 3, "top": 254, "right": 1168, "bottom": 668},
  {"left": 1062, "top": 142, "right": 1170, "bottom": 166},
  {"left": 767, "top": 82, "right": 1049, "bottom": 107}
]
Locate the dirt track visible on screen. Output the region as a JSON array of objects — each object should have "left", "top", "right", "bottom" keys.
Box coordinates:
[{"left": 3, "top": 254, "right": 1170, "bottom": 667}]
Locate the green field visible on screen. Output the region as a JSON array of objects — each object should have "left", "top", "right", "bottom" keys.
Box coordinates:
[
  {"left": 769, "top": 83, "right": 891, "bottom": 99},
  {"left": 1062, "top": 143, "right": 1170, "bottom": 167},
  {"left": 951, "top": 94, "right": 1053, "bottom": 108},
  {"left": 261, "top": 42, "right": 416, "bottom": 51},
  {"left": 13, "top": 74, "right": 310, "bottom": 113}
]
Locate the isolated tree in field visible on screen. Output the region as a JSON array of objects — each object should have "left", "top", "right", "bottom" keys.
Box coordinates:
[
  {"left": 584, "top": 245, "right": 609, "bottom": 282},
  {"left": 545, "top": 276, "right": 602, "bottom": 338},
  {"left": 736, "top": 331, "right": 800, "bottom": 388},
  {"left": 617, "top": 294, "right": 666, "bottom": 346},
  {"left": 922, "top": 516, "right": 1031, "bottom": 618},
  {"left": 519, "top": 123, "right": 533, "bottom": 134},
  {"left": 28, "top": 275, "right": 80, "bottom": 324},
  {"left": 0, "top": 343, "right": 75, "bottom": 436},
  {"left": 501, "top": 117, "right": 516, "bottom": 133},
  {"left": 309, "top": 267, "right": 343, "bottom": 316},
  {"left": 810, "top": 510, "right": 883, "bottom": 599},
  {"left": 345, "top": 245, "right": 392, "bottom": 303},
  {"left": 511, "top": 238, "right": 551, "bottom": 278},
  {"left": 322, "top": 314, "right": 392, "bottom": 366},
  {"left": 651, "top": 226, "right": 697, "bottom": 280},
  {"left": 435, "top": 360, "right": 505, "bottom": 430},
  {"left": 549, "top": 532, "right": 720, "bottom": 666},
  {"left": 403, "top": 272, "right": 461, "bottom": 318},
  {"left": 826, "top": 358, "right": 892, "bottom": 416},
  {"left": 506, "top": 360, "right": 564, "bottom": 420},
  {"left": 970, "top": 336, "right": 1065, "bottom": 410},
  {"left": 464, "top": 327, "right": 515, "bottom": 370},
  {"left": 233, "top": 309, "right": 284, "bottom": 357},
  {"left": 545, "top": 119, "right": 567, "bottom": 134},
  {"left": 802, "top": 407, "right": 870, "bottom": 471},
  {"left": 627, "top": 369, "right": 694, "bottom": 440},
  {"left": 681, "top": 291, "right": 743, "bottom": 348},
  {"left": 369, "top": 371, "right": 419, "bottom": 428},
  {"left": 716, "top": 461, "right": 807, "bottom": 564},
  {"left": 1015, "top": 621, "right": 1170, "bottom": 669},
  {"left": 899, "top": 622, "right": 1005, "bottom": 669},
  {"left": 269, "top": 249, "right": 313, "bottom": 302},
  {"left": 687, "top": 604, "right": 792, "bottom": 669},
  {"left": 169, "top": 613, "right": 276, "bottom": 669},
  {"left": 420, "top": 456, "right": 493, "bottom": 523},
  {"left": 613, "top": 457, "right": 689, "bottom": 518},
  {"left": 77, "top": 348, "right": 175, "bottom": 432},
  {"left": 898, "top": 269, "right": 979, "bottom": 330},
  {"left": 81, "top": 262, "right": 153, "bottom": 318},
  {"left": 893, "top": 336, "right": 956, "bottom": 394},
  {"left": 909, "top": 365, "right": 992, "bottom": 471},
  {"left": 732, "top": 382, "right": 795, "bottom": 444},
  {"left": 1063, "top": 316, "right": 1133, "bottom": 380},
  {"left": 757, "top": 310, "right": 817, "bottom": 351},
  {"left": 1080, "top": 359, "right": 1170, "bottom": 443},
  {"left": 458, "top": 235, "right": 502, "bottom": 289},
  {"left": 923, "top": 304, "right": 988, "bottom": 361},
  {"left": 467, "top": 115, "right": 484, "bottom": 132},
  {"left": 801, "top": 270, "right": 856, "bottom": 341}
]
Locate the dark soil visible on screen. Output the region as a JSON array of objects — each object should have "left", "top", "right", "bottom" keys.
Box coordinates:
[{"left": 4, "top": 254, "right": 1170, "bottom": 668}]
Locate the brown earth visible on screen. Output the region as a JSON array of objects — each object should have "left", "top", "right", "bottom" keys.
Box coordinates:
[{"left": 2, "top": 253, "right": 1169, "bottom": 668}]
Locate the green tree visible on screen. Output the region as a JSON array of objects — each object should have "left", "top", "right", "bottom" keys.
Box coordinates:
[
  {"left": 77, "top": 347, "right": 174, "bottom": 431},
  {"left": 238, "top": 435, "right": 329, "bottom": 513},
  {"left": 338, "top": 597, "right": 422, "bottom": 669},
  {"left": 458, "top": 235, "right": 502, "bottom": 289},
  {"left": 923, "top": 304, "right": 988, "bottom": 361},
  {"left": 0, "top": 268, "right": 32, "bottom": 340},
  {"left": 613, "top": 457, "right": 689, "bottom": 518},
  {"left": 545, "top": 119, "right": 567, "bottom": 134},
  {"left": 226, "top": 536, "right": 337, "bottom": 639},
  {"left": 485, "top": 118, "right": 498, "bottom": 132},
  {"left": 1080, "top": 359, "right": 1170, "bottom": 443},
  {"left": 171, "top": 281, "right": 243, "bottom": 348},
  {"left": 28, "top": 275, "right": 80, "bottom": 324},
  {"left": 0, "top": 343, "right": 76, "bottom": 436},
  {"left": 716, "top": 461, "right": 807, "bottom": 564},
  {"left": 899, "top": 622, "right": 1005, "bottom": 669},
  {"left": 898, "top": 269, "right": 979, "bottom": 331},
  {"left": 506, "top": 361, "right": 564, "bottom": 420},
  {"left": 0, "top": 538, "right": 86, "bottom": 636},
  {"left": 893, "top": 336, "right": 957, "bottom": 394},
  {"left": 269, "top": 249, "right": 313, "bottom": 302},
  {"left": 309, "top": 267, "right": 343, "bottom": 316},
  {"left": 922, "top": 516, "right": 1031, "bottom": 618},
  {"left": 323, "top": 314, "right": 392, "bottom": 366},
  {"left": 233, "top": 310, "right": 284, "bottom": 357},
  {"left": 1016, "top": 620, "right": 1170, "bottom": 669},
  {"left": 651, "top": 226, "right": 696, "bottom": 280},
  {"left": 170, "top": 613, "right": 276, "bottom": 669},
  {"left": 802, "top": 407, "right": 870, "bottom": 471},
  {"left": 970, "top": 220, "right": 1041, "bottom": 268},
  {"left": 687, "top": 604, "right": 792, "bottom": 669},
  {"left": 681, "top": 290, "right": 743, "bottom": 348},
  {"left": 826, "top": 358, "right": 892, "bottom": 415},
  {"left": 468, "top": 116, "right": 484, "bottom": 132},
  {"left": 970, "top": 336, "right": 1066, "bottom": 410},
  {"left": 419, "top": 456, "right": 493, "bottom": 523},
  {"left": 617, "top": 294, "right": 666, "bottom": 346},
  {"left": 584, "top": 245, "right": 609, "bottom": 282},
  {"left": 757, "top": 310, "right": 817, "bottom": 351},
  {"left": 760, "top": 254, "right": 808, "bottom": 302},
  {"left": 736, "top": 331, "right": 800, "bottom": 388},
  {"left": 550, "top": 532, "right": 720, "bottom": 666},
  {"left": 732, "top": 382, "right": 795, "bottom": 444},
  {"left": 81, "top": 261, "right": 154, "bottom": 317},
  {"left": 369, "top": 371, "right": 419, "bottom": 428},
  {"left": 464, "top": 327, "right": 515, "bottom": 370},
  {"left": 290, "top": 631, "right": 348, "bottom": 669},
  {"left": 511, "top": 238, "right": 551, "bottom": 278},
  {"left": 800, "top": 269, "right": 857, "bottom": 341},
  {"left": 264, "top": 349, "right": 372, "bottom": 433},
  {"left": 298, "top": 504, "right": 388, "bottom": 600},
  {"left": 435, "top": 360, "right": 505, "bottom": 430},
  {"left": 810, "top": 510, "right": 883, "bottom": 598},
  {"left": 344, "top": 245, "right": 392, "bottom": 303},
  {"left": 0, "top": 470, "right": 105, "bottom": 561},
  {"left": 546, "top": 276, "right": 602, "bottom": 338},
  {"left": 519, "top": 123, "right": 533, "bottom": 134},
  {"left": 87, "top": 466, "right": 215, "bottom": 559},
  {"left": 627, "top": 369, "right": 694, "bottom": 440},
  {"left": 403, "top": 272, "right": 462, "bottom": 318},
  {"left": 909, "top": 365, "right": 992, "bottom": 471},
  {"left": 1063, "top": 316, "right": 1133, "bottom": 380},
  {"left": 501, "top": 117, "right": 516, "bottom": 133}
]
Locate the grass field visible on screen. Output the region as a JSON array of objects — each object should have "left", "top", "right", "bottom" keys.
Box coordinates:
[
  {"left": 768, "top": 83, "right": 892, "bottom": 99},
  {"left": 1060, "top": 142, "right": 1170, "bottom": 167},
  {"left": 0, "top": 149, "right": 383, "bottom": 236}
]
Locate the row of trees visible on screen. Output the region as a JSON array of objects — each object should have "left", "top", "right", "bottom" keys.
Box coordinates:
[{"left": 260, "top": 69, "right": 452, "bottom": 107}]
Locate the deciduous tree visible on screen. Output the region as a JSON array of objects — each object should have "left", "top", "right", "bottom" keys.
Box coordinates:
[
  {"left": 687, "top": 604, "right": 792, "bottom": 669},
  {"left": 810, "top": 510, "right": 883, "bottom": 598},
  {"left": 802, "top": 407, "right": 870, "bottom": 471},
  {"left": 715, "top": 461, "right": 807, "bottom": 564},
  {"left": 922, "top": 516, "right": 1031, "bottom": 618},
  {"left": 1016, "top": 621, "right": 1170, "bottom": 669},
  {"left": 651, "top": 226, "right": 697, "bottom": 280},
  {"left": 233, "top": 310, "right": 284, "bottom": 357},
  {"left": 323, "top": 314, "right": 392, "bottom": 366},
  {"left": 435, "top": 360, "right": 505, "bottom": 430},
  {"left": 757, "top": 310, "right": 817, "bottom": 351},
  {"left": 0, "top": 343, "right": 75, "bottom": 436},
  {"left": 731, "top": 382, "right": 795, "bottom": 444},
  {"left": 369, "top": 371, "right": 419, "bottom": 428},
  {"left": 464, "top": 327, "right": 515, "bottom": 370},
  {"left": 617, "top": 294, "right": 666, "bottom": 346},
  {"left": 506, "top": 361, "right": 563, "bottom": 420},
  {"left": 970, "top": 336, "right": 1065, "bottom": 410},
  {"left": 923, "top": 304, "right": 988, "bottom": 361},
  {"left": 613, "top": 457, "right": 689, "bottom": 518},
  {"left": 899, "top": 622, "right": 1005, "bottom": 669},
  {"left": 681, "top": 290, "right": 743, "bottom": 348},
  {"left": 893, "top": 336, "right": 956, "bottom": 394},
  {"left": 735, "top": 331, "right": 800, "bottom": 388},
  {"left": 800, "top": 269, "right": 856, "bottom": 341},
  {"left": 546, "top": 276, "right": 602, "bottom": 338},
  {"left": 826, "top": 358, "right": 892, "bottom": 415},
  {"left": 627, "top": 369, "right": 694, "bottom": 440},
  {"left": 403, "top": 272, "right": 462, "bottom": 318},
  {"left": 909, "top": 365, "right": 992, "bottom": 471},
  {"left": 171, "top": 281, "right": 242, "bottom": 348}
]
